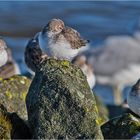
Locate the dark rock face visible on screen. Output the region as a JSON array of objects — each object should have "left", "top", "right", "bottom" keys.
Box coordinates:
[
  {"left": 0, "top": 104, "right": 31, "bottom": 139},
  {"left": 26, "top": 58, "right": 103, "bottom": 139},
  {"left": 10, "top": 112, "right": 32, "bottom": 139},
  {"left": 101, "top": 113, "right": 140, "bottom": 139}
]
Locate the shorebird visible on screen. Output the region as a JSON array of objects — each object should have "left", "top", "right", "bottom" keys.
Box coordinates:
[
  {"left": 37, "top": 18, "right": 89, "bottom": 61},
  {"left": 0, "top": 48, "right": 20, "bottom": 79},
  {"left": 127, "top": 79, "right": 140, "bottom": 117},
  {"left": 72, "top": 55, "right": 96, "bottom": 89},
  {"left": 0, "top": 38, "right": 20, "bottom": 79},
  {"left": 0, "top": 38, "right": 8, "bottom": 67},
  {"left": 84, "top": 30, "right": 140, "bottom": 105},
  {"left": 24, "top": 38, "right": 48, "bottom": 72}
]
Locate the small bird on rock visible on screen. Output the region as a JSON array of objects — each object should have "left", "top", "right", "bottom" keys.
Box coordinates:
[
  {"left": 24, "top": 38, "right": 48, "bottom": 72},
  {"left": 127, "top": 79, "right": 140, "bottom": 117},
  {"left": 72, "top": 55, "right": 96, "bottom": 89},
  {"left": 38, "top": 18, "right": 89, "bottom": 61},
  {"left": 0, "top": 38, "right": 8, "bottom": 67},
  {"left": 0, "top": 48, "right": 20, "bottom": 79}
]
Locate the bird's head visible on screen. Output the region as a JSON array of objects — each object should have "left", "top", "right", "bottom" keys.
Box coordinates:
[
  {"left": 0, "top": 38, "right": 7, "bottom": 50},
  {"left": 42, "top": 18, "right": 65, "bottom": 38}
]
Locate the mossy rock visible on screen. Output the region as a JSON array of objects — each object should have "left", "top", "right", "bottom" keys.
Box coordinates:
[
  {"left": 26, "top": 58, "right": 103, "bottom": 139},
  {"left": 0, "top": 104, "right": 12, "bottom": 139},
  {"left": 95, "top": 95, "right": 109, "bottom": 125},
  {"left": 0, "top": 75, "right": 31, "bottom": 120},
  {"left": 0, "top": 104, "right": 32, "bottom": 139},
  {"left": 101, "top": 113, "right": 140, "bottom": 139}
]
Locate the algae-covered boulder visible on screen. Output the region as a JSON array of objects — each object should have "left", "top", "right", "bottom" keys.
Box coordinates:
[
  {"left": 95, "top": 95, "right": 109, "bottom": 125},
  {"left": 0, "top": 104, "right": 32, "bottom": 139},
  {"left": 0, "top": 104, "right": 12, "bottom": 139},
  {"left": 101, "top": 113, "right": 140, "bottom": 139},
  {"left": 0, "top": 75, "right": 31, "bottom": 120},
  {"left": 26, "top": 58, "right": 103, "bottom": 139}
]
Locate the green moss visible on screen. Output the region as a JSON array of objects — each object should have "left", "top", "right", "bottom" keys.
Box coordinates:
[
  {"left": 26, "top": 58, "right": 103, "bottom": 139},
  {"left": 60, "top": 60, "right": 70, "bottom": 68},
  {"left": 101, "top": 113, "right": 140, "bottom": 139},
  {"left": 0, "top": 105, "right": 12, "bottom": 139}
]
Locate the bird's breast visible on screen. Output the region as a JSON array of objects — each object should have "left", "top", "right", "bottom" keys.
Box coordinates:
[
  {"left": 0, "top": 50, "right": 8, "bottom": 67},
  {"left": 48, "top": 39, "right": 79, "bottom": 60}
]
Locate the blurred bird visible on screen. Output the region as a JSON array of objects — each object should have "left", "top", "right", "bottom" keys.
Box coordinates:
[
  {"left": 127, "top": 79, "right": 140, "bottom": 117},
  {"left": 24, "top": 38, "right": 48, "bottom": 72},
  {"left": 0, "top": 48, "right": 20, "bottom": 79},
  {"left": 0, "top": 38, "right": 8, "bottom": 67},
  {"left": 37, "top": 18, "right": 89, "bottom": 61},
  {"left": 0, "top": 38, "right": 20, "bottom": 79},
  {"left": 72, "top": 55, "right": 96, "bottom": 89},
  {"left": 84, "top": 31, "right": 140, "bottom": 105}
]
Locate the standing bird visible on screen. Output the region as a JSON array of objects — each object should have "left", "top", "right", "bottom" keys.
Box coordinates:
[
  {"left": 38, "top": 18, "right": 89, "bottom": 61},
  {"left": 0, "top": 38, "right": 8, "bottom": 67},
  {"left": 24, "top": 38, "right": 48, "bottom": 72},
  {"left": 127, "top": 79, "right": 140, "bottom": 117},
  {"left": 72, "top": 55, "right": 96, "bottom": 89}
]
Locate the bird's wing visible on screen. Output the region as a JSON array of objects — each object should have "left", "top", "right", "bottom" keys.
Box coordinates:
[{"left": 62, "top": 26, "right": 89, "bottom": 49}]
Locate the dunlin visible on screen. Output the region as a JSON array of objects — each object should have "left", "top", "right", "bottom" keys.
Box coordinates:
[{"left": 38, "top": 18, "right": 89, "bottom": 60}]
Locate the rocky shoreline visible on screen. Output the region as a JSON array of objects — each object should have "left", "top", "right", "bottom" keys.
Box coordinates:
[{"left": 0, "top": 58, "right": 139, "bottom": 139}]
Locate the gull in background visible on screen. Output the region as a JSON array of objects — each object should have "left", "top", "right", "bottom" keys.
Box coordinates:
[{"left": 84, "top": 24, "right": 140, "bottom": 105}]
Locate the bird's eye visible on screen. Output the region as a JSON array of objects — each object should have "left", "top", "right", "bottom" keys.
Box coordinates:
[{"left": 59, "top": 26, "right": 62, "bottom": 29}]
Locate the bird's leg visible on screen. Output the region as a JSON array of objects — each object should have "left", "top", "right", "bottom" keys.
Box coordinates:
[
  {"left": 40, "top": 53, "right": 48, "bottom": 63},
  {"left": 113, "top": 85, "right": 123, "bottom": 105}
]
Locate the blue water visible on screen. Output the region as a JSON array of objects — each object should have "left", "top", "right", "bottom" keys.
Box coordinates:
[{"left": 1, "top": 1, "right": 140, "bottom": 104}]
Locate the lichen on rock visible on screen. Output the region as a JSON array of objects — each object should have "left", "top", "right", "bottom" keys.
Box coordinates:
[
  {"left": 101, "top": 113, "right": 140, "bottom": 139},
  {"left": 26, "top": 58, "right": 103, "bottom": 139},
  {"left": 0, "top": 75, "right": 31, "bottom": 120},
  {"left": 0, "top": 104, "right": 32, "bottom": 139},
  {"left": 94, "top": 95, "right": 109, "bottom": 125},
  {"left": 0, "top": 104, "right": 12, "bottom": 139}
]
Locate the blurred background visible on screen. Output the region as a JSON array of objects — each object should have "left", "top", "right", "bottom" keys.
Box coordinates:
[{"left": 1, "top": 1, "right": 140, "bottom": 108}]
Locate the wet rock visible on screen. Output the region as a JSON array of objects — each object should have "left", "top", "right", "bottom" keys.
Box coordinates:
[
  {"left": 0, "top": 75, "right": 31, "bottom": 120},
  {"left": 26, "top": 58, "right": 103, "bottom": 139},
  {"left": 95, "top": 95, "right": 109, "bottom": 125},
  {"left": 101, "top": 113, "right": 140, "bottom": 139}
]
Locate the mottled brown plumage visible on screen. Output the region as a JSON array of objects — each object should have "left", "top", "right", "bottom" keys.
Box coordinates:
[
  {"left": 24, "top": 39, "right": 47, "bottom": 72},
  {"left": 42, "top": 19, "right": 64, "bottom": 34},
  {"left": 39, "top": 18, "right": 89, "bottom": 60},
  {"left": 62, "top": 26, "right": 89, "bottom": 49}
]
